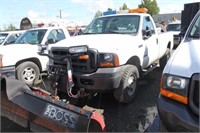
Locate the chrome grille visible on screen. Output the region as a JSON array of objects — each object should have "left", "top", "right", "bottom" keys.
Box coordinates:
[{"left": 189, "top": 73, "right": 199, "bottom": 117}]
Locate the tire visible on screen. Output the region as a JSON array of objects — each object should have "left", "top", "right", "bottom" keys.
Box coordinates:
[
  {"left": 114, "top": 65, "right": 139, "bottom": 103},
  {"left": 16, "top": 61, "right": 40, "bottom": 86},
  {"left": 159, "top": 119, "right": 168, "bottom": 132},
  {"left": 159, "top": 48, "right": 171, "bottom": 69}
]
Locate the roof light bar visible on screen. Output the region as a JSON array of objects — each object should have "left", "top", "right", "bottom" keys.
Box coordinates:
[
  {"left": 103, "top": 11, "right": 117, "bottom": 16},
  {"left": 129, "top": 8, "right": 148, "bottom": 13}
]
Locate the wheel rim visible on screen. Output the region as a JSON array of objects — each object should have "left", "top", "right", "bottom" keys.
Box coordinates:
[
  {"left": 22, "top": 67, "right": 36, "bottom": 83},
  {"left": 127, "top": 74, "right": 137, "bottom": 96}
]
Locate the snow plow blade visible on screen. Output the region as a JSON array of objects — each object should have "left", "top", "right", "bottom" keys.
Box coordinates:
[{"left": 1, "top": 78, "right": 105, "bottom": 132}]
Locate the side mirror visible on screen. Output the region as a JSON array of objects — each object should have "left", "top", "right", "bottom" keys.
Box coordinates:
[
  {"left": 4, "top": 41, "right": 8, "bottom": 45},
  {"left": 38, "top": 44, "right": 47, "bottom": 54},
  {"left": 47, "top": 38, "right": 56, "bottom": 44},
  {"left": 143, "top": 28, "right": 152, "bottom": 40}
]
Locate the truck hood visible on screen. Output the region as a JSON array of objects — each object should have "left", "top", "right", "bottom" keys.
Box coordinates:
[
  {"left": 0, "top": 44, "right": 38, "bottom": 54},
  {"left": 55, "top": 34, "right": 140, "bottom": 53},
  {"left": 164, "top": 39, "right": 200, "bottom": 78},
  {"left": 0, "top": 44, "right": 48, "bottom": 68}
]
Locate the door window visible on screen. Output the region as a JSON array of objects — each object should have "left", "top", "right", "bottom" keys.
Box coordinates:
[
  {"left": 47, "top": 29, "right": 66, "bottom": 44},
  {"left": 142, "top": 16, "right": 155, "bottom": 35}
]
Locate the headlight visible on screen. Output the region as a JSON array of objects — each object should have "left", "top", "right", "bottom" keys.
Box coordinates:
[
  {"left": 69, "top": 45, "right": 88, "bottom": 54},
  {"left": 160, "top": 74, "right": 189, "bottom": 104},
  {"left": 0, "top": 54, "right": 3, "bottom": 67},
  {"left": 166, "top": 75, "right": 189, "bottom": 90},
  {"left": 99, "top": 53, "right": 119, "bottom": 67}
]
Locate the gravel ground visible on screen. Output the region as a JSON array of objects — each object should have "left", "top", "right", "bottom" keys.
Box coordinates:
[{"left": 1, "top": 67, "right": 163, "bottom": 132}]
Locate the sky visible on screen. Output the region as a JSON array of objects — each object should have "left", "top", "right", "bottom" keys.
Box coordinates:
[{"left": 0, "top": 0, "right": 200, "bottom": 30}]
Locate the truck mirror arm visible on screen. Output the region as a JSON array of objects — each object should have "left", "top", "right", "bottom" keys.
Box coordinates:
[{"left": 143, "top": 30, "right": 152, "bottom": 40}]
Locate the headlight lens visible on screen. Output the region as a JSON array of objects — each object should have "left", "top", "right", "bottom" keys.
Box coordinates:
[
  {"left": 69, "top": 45, "right": 88, "bottom": 54},
  {"left": 99, "top": 53, "right": 119, "bottom": 67},
  {"left": 166, "top": 75, "right": 189, "bottom": 90},
  {"left": 160, "top": 74, "right": 189, "bottom": 104}
]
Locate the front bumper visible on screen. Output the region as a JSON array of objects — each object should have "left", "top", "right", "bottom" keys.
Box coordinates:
[
  {"left": 157, "top": 95, "right": 199, "bottom": 132},
  {"left": 0, "top": 66, "right": 15, "bottom": 78},
  {"left": 73, "top": 66, "right": 123, "bottom": 91}
]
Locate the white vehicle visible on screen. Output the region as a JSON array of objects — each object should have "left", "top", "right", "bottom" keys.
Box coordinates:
[
  {"left": 48, "top": 8, "right": 174, "bottom": 103},
  {"left": 166, "top": 21, "right": 181, "bottom": 46},
  {"left": 0, "top": 26, "right": 70, "bottom": 85},
  {"left": 0, "top": 30, "right": 26, "bottom": 46},
  {"left": 158, "top": 10, "right": 200, "bottom": 131}
]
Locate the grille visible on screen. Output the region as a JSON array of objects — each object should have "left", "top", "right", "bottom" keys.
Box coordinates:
[
  {"left": 50, "top": 47, "right": 97, "bottom": 73},
  {"left": 189, "top": 73, "right": 199, "bottom": 117}
]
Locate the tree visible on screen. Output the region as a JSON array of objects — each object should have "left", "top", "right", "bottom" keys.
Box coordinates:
[
  {"left": 107, "top": 8, "right": 113, "bottom": 11},
  {"left": 138, "top": 0, "right": 160, "bottom": 16},
  {"left": 94, "top": 10, "right": 103, "bottom": 19},
  {"left": 4, "top": 24, "right": 16, "bottom": 31},
  {"left": 119, "top": 3, "right": 129, "bottom": 10}
]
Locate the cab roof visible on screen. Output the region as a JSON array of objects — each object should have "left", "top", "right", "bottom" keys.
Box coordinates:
[
  {"left": 98, "top": 12, "right": 150, "bottom": 19},
  {"left": 0, "top": 30, "right": 26, "bottom": 34}
]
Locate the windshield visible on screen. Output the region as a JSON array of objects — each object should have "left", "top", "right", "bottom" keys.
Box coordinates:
[
  {"left": 84, "top": 15, "right": 140, "bottom": 34},
  {"left": 188, "top": 13, "right": 200, "bottom": 39},
  {"left": 15, "top": 29, "right": 47, "bottom": 44},
  {"left": 0, "top": 33, "right": 8, "bottom": 44},
  {"left": 166, "top": 23, "right": 181, "bottom": 31}
]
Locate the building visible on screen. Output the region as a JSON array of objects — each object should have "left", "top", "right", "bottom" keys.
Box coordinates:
[{"left": 153, "top": 13, "right": 181, "bottom": 24}]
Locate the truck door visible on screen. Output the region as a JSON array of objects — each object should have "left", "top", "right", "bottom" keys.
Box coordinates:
[{"left": 142, "top": 16, "right": 159, "bottom": 67}]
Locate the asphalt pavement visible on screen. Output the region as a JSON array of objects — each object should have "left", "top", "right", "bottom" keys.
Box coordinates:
[{"left": 1, "top": 66, "right": 163, "bottom": 132}]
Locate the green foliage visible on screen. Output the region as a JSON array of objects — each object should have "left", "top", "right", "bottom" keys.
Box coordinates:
[
  {"left": 107, "top": 8, "right": 113, "bottom": 11},
  {"left": 119, "top": 3, "right": 129, "bottom": 10},
  {"left": 94, "top": 3, "right": 129, "bottom": 19},
  {"left": 4, "top": 24, "right": 16, "bottom": 31},
  {"left": 138, "top": 0, "right": 160, "bottom": 16},
  {"left": 94, "top": 10, "right": 103, "bottom": 19}
]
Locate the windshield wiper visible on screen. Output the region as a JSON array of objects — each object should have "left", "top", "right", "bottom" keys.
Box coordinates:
[
  {"left": 108, "top": 30, "right": 122, "bottom": 34},
  {"left": 82, "top": 32, "right": 100, "bottom": 35}
]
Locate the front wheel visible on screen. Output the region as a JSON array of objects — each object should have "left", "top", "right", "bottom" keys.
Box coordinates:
[
  {"left": 16, "top": 61, "right": 40, "bottom": 86},
  {"left": 114, "top": 65, "right": 139, "bottom": 103}
]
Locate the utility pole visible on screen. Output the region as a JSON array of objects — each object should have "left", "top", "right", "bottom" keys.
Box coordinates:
[{"left": 59, "top": 10, "right": 62, "bottom": 19}]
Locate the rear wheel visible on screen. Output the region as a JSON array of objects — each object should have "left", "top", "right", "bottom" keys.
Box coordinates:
[
  {"left": 16, "top": 61, "right": 40, "bottom": 86},
  {"left": 159, "top": 48, "right": 171, "bottom": 69},
  {"left": 114, "top": 65, "right": 139, "bottom": 103}
]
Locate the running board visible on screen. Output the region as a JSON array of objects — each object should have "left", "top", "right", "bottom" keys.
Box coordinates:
[{"left": 142, "top": 64, "right": 158, "bottom": 77}]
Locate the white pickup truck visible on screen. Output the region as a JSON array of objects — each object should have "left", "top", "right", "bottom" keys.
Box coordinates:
[
  {"left": 0, "top": 30, "right": 26, "bottom": 46},
  {"left": 158, "top": 10, "right": 200, "bottom": 132},
  {"left": 0, "top": 26, "right": 70, "bottom": 85},
  {"left": 48, "top": 8, "right": 174, "bottom": 103}
]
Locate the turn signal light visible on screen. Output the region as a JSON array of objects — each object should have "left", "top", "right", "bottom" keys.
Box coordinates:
[
  {"left": 160, "top": 88, "right": 188, "bottom": 104},
  {"left": 79, "top": 55, "right": 89, "bottom": 60},
  {"left": 100, "top": 62, "right": 114, "bottom": 67}
]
